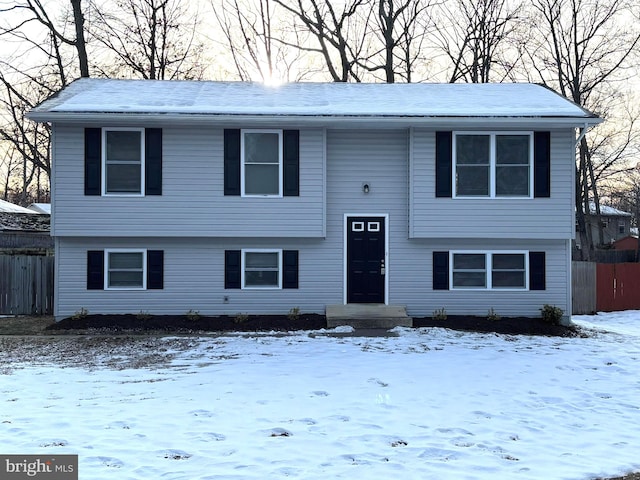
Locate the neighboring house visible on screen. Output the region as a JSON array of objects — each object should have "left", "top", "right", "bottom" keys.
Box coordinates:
[
  {"left": 585, "top": 203, "right": 632, "bottom": 246},
  {"left": 0, "top": 199, "right": 36, "bottom": 214},
  {"left": 0, "top": 212, "right": 52, "bottom": 253},
  {"left": 28, "top": 79, "right": 601, "bottom": 321},
  {"left": 28, "top": 203, "right": 52, "bottom": 214}
]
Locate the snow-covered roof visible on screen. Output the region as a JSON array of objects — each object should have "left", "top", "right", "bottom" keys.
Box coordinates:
[
  {"left": 589, "top": 202, "right": 632, "bottom": 217},
  {"left": 28, "top": 78, "right": 601, "bottom": 127},
  {"left": 0, "top": 199, "right": 36, "bottom": 214},
  {"left": 27, "top": 203, "right": 51, "bottom": 214},
  {"left": 0, "top": 212, "right": 50, "bottom": 232}
]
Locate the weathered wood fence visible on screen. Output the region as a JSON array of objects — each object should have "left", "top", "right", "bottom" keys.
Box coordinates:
[
  {"left": 0, "top": 255, "right": 54, "bottom": 315},
  {"left": 572, "top": 261, "right": 596, "bottom": 315}
]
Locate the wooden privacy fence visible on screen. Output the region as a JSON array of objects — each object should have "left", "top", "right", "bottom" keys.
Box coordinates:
[
  {"left": 572, "top": 262, "right": 596, "bottom": 315},
  {"left": 0, "top": 255, "right": 54, "bottom": 315},
  {"left": 596, "top": 263, "right": 640, "bottom": 312}
]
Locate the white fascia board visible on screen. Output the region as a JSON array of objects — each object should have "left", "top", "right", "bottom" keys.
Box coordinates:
[{"left": 27, "top": 112, "right": 603, "bottom": 129}]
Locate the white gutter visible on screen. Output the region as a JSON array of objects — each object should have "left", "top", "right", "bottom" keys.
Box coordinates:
[
  {"left": 575, "top": 122, "right": 597, "bottom": 149},
  {"left": 27, "top": 111, "right": 603, "bottom": 129}
]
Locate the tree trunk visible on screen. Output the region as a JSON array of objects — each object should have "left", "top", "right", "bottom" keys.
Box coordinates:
[{"left": 71, "top": 0, "right": 90, "bottom": 77}]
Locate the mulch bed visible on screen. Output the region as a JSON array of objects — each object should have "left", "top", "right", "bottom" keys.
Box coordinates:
[{"left": 45, "top": 313, "right": 581, "bottom": 337}]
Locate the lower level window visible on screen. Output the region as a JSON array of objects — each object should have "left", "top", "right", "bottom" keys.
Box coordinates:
[
  {"left": 106, "top": 250, "right": 146, "bottom": 289},
  {"left": 451, "top": 251, "right": 527, "bottom": 290},
  {"left": 243, "top": 250, "right": 281, "bottom": 288}
]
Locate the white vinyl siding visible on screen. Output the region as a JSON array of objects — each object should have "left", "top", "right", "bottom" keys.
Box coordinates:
[
  {"left": 52, "top": 125, "right": 325, "bottom": 238},
  {"left": 103, "top": 128, "right": 144, "bottom": 196},
  {"left": 410, "top": 129, "right": 574, "bottom": 239},
  {"left": 105, "top": 249, "right": 146, "bottom": 290}
]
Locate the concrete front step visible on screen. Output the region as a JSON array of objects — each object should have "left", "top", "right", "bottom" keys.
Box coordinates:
[{"left": 326, "top": 304, "right": 413, "bottom": 329}]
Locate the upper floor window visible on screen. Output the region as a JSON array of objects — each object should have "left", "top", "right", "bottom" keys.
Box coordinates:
[
  {"left": 241, "top": 130, "right": 283, "bottom": 197},
  {"left": 454, "top": 132, "right": 533, "bottom": 198},
  {"left": 103, "top": 128, "right": 145, "bottom": 195}
]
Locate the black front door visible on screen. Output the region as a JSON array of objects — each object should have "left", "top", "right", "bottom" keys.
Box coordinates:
[{"left": 347, "top": 216, "right": 385, "bottom": 303}]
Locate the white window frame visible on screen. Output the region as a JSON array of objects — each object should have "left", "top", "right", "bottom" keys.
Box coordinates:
[
  {"left": 102, "top": 127, "right": 145, "bottom": 197},
  {"left": 240, "top": 129, "right": 283, "bottom": 198},
  {"left": 241, "top": 249, "right": 282, "bottom": 289},
  {"left": 450, "top": 250, "right": 529, "bottom": 291},
  {"left": 105, "top": 249, "right": 147, "bottom": 290},
  {"left": 452, "top": 132, "right": 534, "bottom": 199}
]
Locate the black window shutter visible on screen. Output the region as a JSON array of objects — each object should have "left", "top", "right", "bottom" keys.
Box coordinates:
[
  {"left": 534, "top": 131, "right": 551, "bottom": 198},
  {"left": 433, "top": 251, "right": 450, "bottom": 290},
  {"left": 85, "top": 128, "right": 102, "bottom": 196},
  {"left": 435, "top": 131, "right": 453, "bottom": 198},
  {"left": 145, "top": 128, "right": 163, "bottom": 195},
  {"left": 283, "top": 130, "right": 300, "bottom": 197},
  {"left": 147, "top": 250, "right": 164, "bottom": 289},
  {"left": 225, "top": 250, "right": 241, "bottom": 289},
  {"left": 283, "top": 250, "right": 299, "bottom": 289},
  {"left": 224, "top": 129, "right": 241, "bottom": 196},
  {"left": 529, "top": 251, "right": 546, "bottom": 290},
  {"left": 87, "top": 250, "right": 104, "bottom": 290}
]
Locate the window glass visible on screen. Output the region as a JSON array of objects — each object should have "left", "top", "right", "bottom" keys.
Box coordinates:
[
  {"left": 456, "top": 135, "right": 490, "bottom": 196},
  {"left": 105, "top": 130, "right": 142, "bottom": 194},
  {"left": 108, "top": 252, "right": 144, "bottom": 288},
  {"left": 244, "top": 252, "right": 280, "bottom": 287},
  {"left": 454, "top": 133, "right": 531, "bottom": 198},
  {"left": 244, "top": 133, "right": 279, "bottom": 163},
  {"left": 243, "top": 132, "right": 281, "bottom": 195},
  {"left": 452, "top": 253, "right": 486, "bottom": 288},
  {"left": 496, "top": 135, "right": 530, "bottom": 196},
  {"left": 492, "top": 253, "right": 526, "bottom": 288}
]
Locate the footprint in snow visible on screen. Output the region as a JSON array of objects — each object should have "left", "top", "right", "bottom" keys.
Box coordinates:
[
  {"left": 368, "top": 378, "right": 389, "bottom": 387},
  {"left": 159, "top": 449, "right": 192, "bottom": 460},
  {"left": 39, "top": 439, "right": 68, "bottom": 447}
]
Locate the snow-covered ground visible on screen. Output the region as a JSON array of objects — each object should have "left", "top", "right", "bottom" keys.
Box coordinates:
[{"left": 1, "top": 312, "right": 639, "bottom": 480}]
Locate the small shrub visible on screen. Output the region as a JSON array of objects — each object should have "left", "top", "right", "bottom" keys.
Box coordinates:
[
  {"left": 432, "top": 308, "right": 447, "bottom": 321},
  {"left": 487, "top": 308, "right": 501, "bottom": 321},
  {"left": 136, "top": 310, "right": 152, "bottom": 321},
  {"left": 287, "top": 307, "right": 301, "bottom": 322},
  {"left": 540, "top": 304, "right": 564, "bottom": 325},
  {"left": 71, "top": 307, "right": 88, "bottom": 320},
  {"left": 234, "top": 313, "right": 249, "bottom": 324},
  {"left": 185, "top": 309, "right": 201, "bottom": 321}
]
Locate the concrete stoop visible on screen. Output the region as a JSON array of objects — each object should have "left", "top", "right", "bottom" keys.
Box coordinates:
[{"left": 326, "top": 304, "right": 413, "bottom": 329}]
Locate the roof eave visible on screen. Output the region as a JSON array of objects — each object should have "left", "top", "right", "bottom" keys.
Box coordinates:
[{"left": 27, "top": 111, "right": 603, "bottom": 129}]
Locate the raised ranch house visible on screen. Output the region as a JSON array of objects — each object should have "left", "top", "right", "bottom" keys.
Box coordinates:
[{"left": 28, "top": 79, "right": 601, "bottom": 324}]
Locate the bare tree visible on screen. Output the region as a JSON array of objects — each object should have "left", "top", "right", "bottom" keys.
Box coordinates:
[
  {"left": 432, "top": 0, "right": 521, "bottom": 83},
  {"left": 90, "top": 0, "right": 205, "bottom": 80},
  {"left": 273, "top": 0, "right": 371, "bottom": 82},
  {"left": 0, "top": 0, "right": 90, "bottom": 80},
  {"left": 0, "top": 0, "right": 90, "bottom": 201},
  {"left": 357, "top": 0, "right": 433, "bottom": 83},
  {"left": 522, "top": 0, "right": 640, "bottom": 259},
  {"left": 211, "top": 0, "right": 305, "bottom": 82}
]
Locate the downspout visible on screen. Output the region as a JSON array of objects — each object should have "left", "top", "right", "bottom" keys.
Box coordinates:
[{"left": 574, "top": 122, "right": 591, "bottom": 149}]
